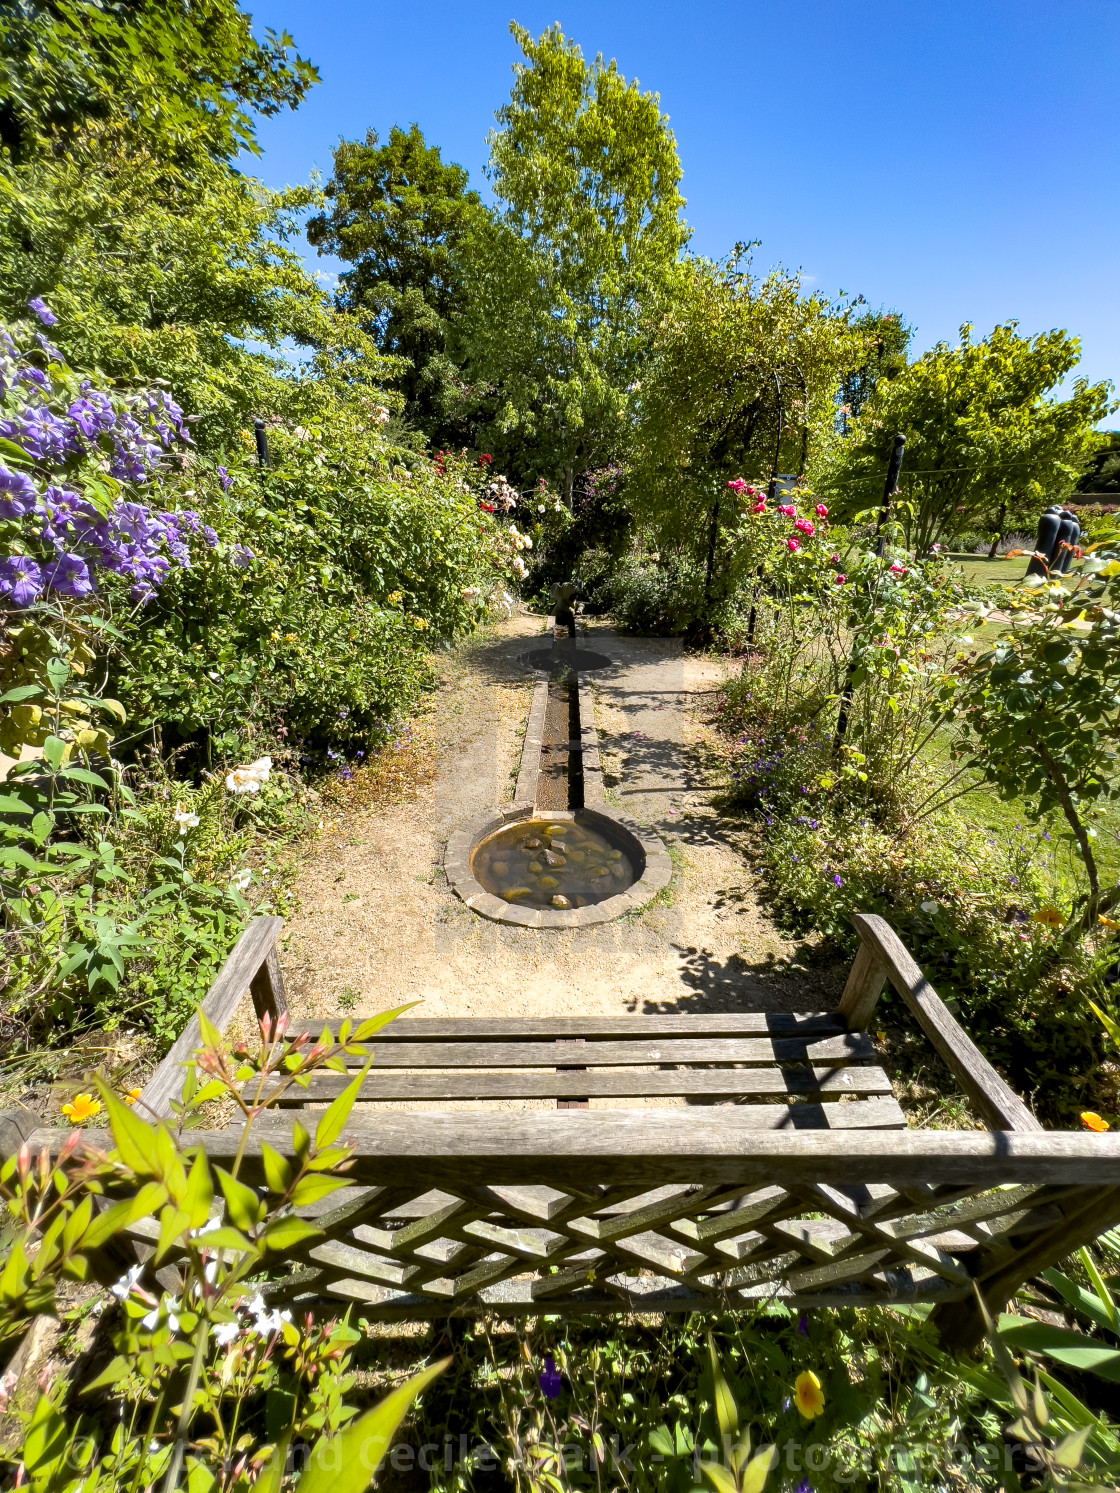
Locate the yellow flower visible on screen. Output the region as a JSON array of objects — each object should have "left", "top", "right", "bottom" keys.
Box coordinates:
[
  {"left": 387, "top": 591, "right": 402, "bottom": 605},
  {"left": 61, "top": 1092, "right": 101, "bottom": 1125},
  {"left": 1100, "top": 915, "right": 1120, "bottom": 930},
  {"left": 1032, "top": 906, "right": 1063, "bottom": 927},
  {"left": 1081, "top": 1111, "right": 1110, "bottom": 1133},
  {"left": 793, "top": 1369, "right": 825, "bottom": 1419},
  {"left": 123, "top": 1088, "right": 142, "bottom": 1106}
]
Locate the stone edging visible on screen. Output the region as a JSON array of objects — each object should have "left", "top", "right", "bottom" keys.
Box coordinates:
[{"left": 443, "top": 805, "right": 672, "bottom": 929}]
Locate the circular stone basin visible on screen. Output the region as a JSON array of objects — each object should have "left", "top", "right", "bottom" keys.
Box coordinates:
[
  {"left": 443, "top": 807, "right": 671, "bottom": 928},
  {"left": 473, "top": 818, "right": 633, "bottom": 910},
  {"left": 517, "top": 647, "right": 615, "bottom": 674}
]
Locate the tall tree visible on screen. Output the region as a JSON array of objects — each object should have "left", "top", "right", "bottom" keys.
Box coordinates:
[
  {"left": 459, "top": 22, "right": 689, "bottom": 498},
  {"left": 0, "top": 0, "right": 373, "bottom": 449},
  {"left": 629, "top": 252, "right": 864, "bottom": 595},
  {"left": 826, "top": 323, "right": 1116, "bottom": 550},
  {"left": 308, "top": 125, "right": 491, "bottom": 442}
]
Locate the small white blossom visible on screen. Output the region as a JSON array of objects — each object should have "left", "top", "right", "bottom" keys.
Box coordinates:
[
  {"left": 373, "top": 406, "right": 390, "bottom": 424},
  {"left": 232, "top": 869, "right": 251, "bottom": 892},
  {"left": 212, "top": 1321, "right": 240, "bottom": 1346},
  {"left": 225, "top": 756, "right": 271, "bottom": 795},
  {"left": 172, "top": 800, "right": 199, "bottom": 835},
  {"left": 920, "top": 900, "right": 940, "bottom": 914},
  {"left": 111, "top": 1264, "right": 144, "bottom": 1301}
]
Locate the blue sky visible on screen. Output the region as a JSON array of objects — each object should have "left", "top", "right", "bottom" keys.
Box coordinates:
[{"left": 245, "top": 0, "right": 1119, "bottom": 409}]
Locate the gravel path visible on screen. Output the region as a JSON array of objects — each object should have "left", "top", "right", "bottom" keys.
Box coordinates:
[{"left": 278, "top": 616, "right": 842, "bottom": 1032}]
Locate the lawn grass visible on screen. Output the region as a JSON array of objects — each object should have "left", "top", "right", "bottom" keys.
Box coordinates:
[{"left": 947, "top": 553, "right": 1031, "bottom": 587}]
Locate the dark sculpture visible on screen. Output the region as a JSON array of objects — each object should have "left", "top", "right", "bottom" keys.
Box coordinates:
[
  {"left": 1026, "top": 504, "right": 1079, "bottom": 577},
  {"left": 1055, "top": 508, "right": 1081, "bottom": 574}
]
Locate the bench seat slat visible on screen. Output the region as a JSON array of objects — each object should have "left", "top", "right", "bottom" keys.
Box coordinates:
[
  {"left": 259, "top": 1065, "right": 894, "bottom": 1105},
  {"left": 328, "top": 1014, "right": 845, "bottom": 1041},
  {"left": 330, "top": 1035, "right": 873, "bottom": 1069}
]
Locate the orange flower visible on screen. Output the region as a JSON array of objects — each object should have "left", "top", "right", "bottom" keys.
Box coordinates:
[
  {"left": 1099, "top": 915, "right": 1120, "bottom": 930},
  {"left": 1081, "top": 1112, "right": 1110, "bottom": 1133},
  {"left": 123, "top": 1088, "right": 142, "bottom": 1107},
  {"left": 60, "top": 1092, "right": 101, "bottom": 1125},
  {"left": 794, "top": 1369, "right": 825, "bottom": 1419}
]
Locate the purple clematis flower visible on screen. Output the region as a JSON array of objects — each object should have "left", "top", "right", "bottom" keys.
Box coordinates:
[
  {"left": 44, "top": 551, "right": 94, "bottom": 598},
  {"left": 0, "top": 465, "right": 37, "bottom": 520},
  {"left": 231, "top": 544, "right": 254, "bottom": 568},
  {"left": 217, "top": 466, "right": 233, "bottom": 492},
  {"left": 202, "top": 525, "right": 218, "bottom": 548},
  {"left": 539, "top": 1356, "right": 562, "bottom": 1399},
  {"left": 27, "top": 297, "right": 58, "bottom": 327},
  {"left": 0, "top": 554, "right": 44, "bottom": 606}
]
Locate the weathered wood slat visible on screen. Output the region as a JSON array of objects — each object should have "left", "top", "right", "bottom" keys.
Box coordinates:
[
  {"left": 329, "top": 1014, "right": 846, "bottom": 1041},
  {"left": 138, "top": 915, "right": 284, "bottom": 1119},
  {"left": 849, "top": 914, "right": 1042, "bottom": 1133},
  {"left": 260, "top": 1064, "right": 894, "bottom": 1105},
  {"left": 330, "top": 1034, "right": 873, "bottom": 1070}
]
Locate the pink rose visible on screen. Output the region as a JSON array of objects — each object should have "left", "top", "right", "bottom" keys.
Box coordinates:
[
  {"left": 834, "top": 573, "right": 847, "bottom": 585},
  {"left": 787, "top": 537, "right": 801, "bottom": 553},
  {"left": 890, "top": 561, "right": 908, "bottom": 576},
  {"left": 795, "top": 518, "right": 815, "bottom": 536},
  {"left": 727, "top": 477, "right": 746, "bottom": 493},
  {"left": 778, "top": 503, "right": 796, "bottom": 518},
  {"left": 828, "top": 553, "right": 840, "bottom": 565},
  {"left": 815, "top": 504, "right": 828, "bottom": 518},
  {"left": 751, "top": 499, "right": 766, "bottom": 514}
]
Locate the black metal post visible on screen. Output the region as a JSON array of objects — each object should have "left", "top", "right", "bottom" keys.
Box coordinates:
[
  {"left": 254, "top": 419, "right": 270, "bottom": 469},
  {"left": 874, "top": 432, "right": 906, "bottom": 556}
]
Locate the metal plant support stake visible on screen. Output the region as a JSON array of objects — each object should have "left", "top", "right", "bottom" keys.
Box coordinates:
[
  {"left": 874, "top": 432, "right": 906, "bottom": 556},
  {"left": 254, "top": 418, "right": 270, "bottom": 469}
]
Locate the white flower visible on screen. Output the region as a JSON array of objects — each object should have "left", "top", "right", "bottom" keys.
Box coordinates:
[
  {"left": 537, "top": 503, "right": 546, "bottom": 513},
  {"left": 232, "top": 869, "right": 251, "bottom": 892},
  {"left": 511, "top": 556, "right": 527, "bottom": 578},
  {"left": 142, "top": 1296, "right": 180, "bottom": 1333},
  {"left": 462, "top": 586, "right": 480, "bottom": 601},
  {"left": 172, "top": 800, "right": 199, "bottom": 835},
  {"left": 212, "top": 1320, "right": 240, "bottom": 1346},
  {"left": 248, "top": 1292, "right": 292, "bottom": 1337},
  {"left": 225, "top": 756, "right": 271, "bottom": 795},
  {"left": 373, "top": 406, "right": 390, "bottom": 424},
  {"left": 920, "top": 900, "right": 940, "bottom": 914},
  {"left": 521, "top": 535, "right": 532, "bottom": 550},
  {"left": 111, "top": 1264, "right": 144, "bottom": 1301}
]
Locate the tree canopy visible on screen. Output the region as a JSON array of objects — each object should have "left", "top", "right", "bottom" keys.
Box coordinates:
[
  {"left": 459, "top": 22, "right": 689, "bottom": 496},
  {"left": 825, "top": 322, "right": 1116, "bottom": 549},
  {"left": 308, "top": 125, "right": 490, "bottom": 443}
]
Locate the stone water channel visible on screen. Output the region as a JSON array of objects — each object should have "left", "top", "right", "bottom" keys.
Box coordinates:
[{"left": 443, "top": 617, "right": 673, "bottom": 929}]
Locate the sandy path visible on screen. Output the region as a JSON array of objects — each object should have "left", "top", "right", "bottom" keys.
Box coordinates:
[{"left": 278, "top": 616, "right": 842, "bottom": 1028}]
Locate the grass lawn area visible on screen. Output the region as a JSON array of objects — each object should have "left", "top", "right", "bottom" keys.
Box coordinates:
[{"left": 947, "top": 553, "right": 1032, "bottom": 588}]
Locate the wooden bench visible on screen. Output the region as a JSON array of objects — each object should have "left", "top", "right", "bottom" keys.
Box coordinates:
[{"left": 7, "top": 913, "right": 1120, "bottom": 1351}]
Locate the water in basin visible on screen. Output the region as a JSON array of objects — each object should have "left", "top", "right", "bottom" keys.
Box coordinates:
[{"left": 472, "top": 820, "right": 636, "bottom": 909}]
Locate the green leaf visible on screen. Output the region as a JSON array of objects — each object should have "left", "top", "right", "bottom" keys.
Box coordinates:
[
  {"left": 59, "top": 766, "right": 110, "bottom": 790},
  {"left": 260, "top": 1142, "right": 293, "bottom": 1196},
  {"left": 313, "top": 1055, "right": 374, "bottom": 1152},
  {"left": 289, "top": 1174, "right": 350, "bottom": 1208},
  {"left": 0, "top": 794, "right": 33, "bottom": 815},
  {"left": 0, "top": 683, "right": 43, "bottom": 704},
  {"left": 1054, "top": 1423, "right": 1092, "bottom": 1469},
  {"left": 352, "top": 1002, "right": 420, "bottom": 1043},
  {"left": 96, "top": 1081, "right": 162, "bottom": 1176},
  {"left": 216, "top": 1167, "right": 265, "bottom": 1231},
  {"left": 296, "top": 1357, "right": 449, "bottom": 1493},
  {"left": 42, "top": 736, "right": 66, "bottom": 771},
  {"left": 46, "top": 659, "right": 70, "bottom": 695},
  {"left": 259, "top": 1216, "right": 321, "bottom": 1252},
  {"left": 740, "top": 1445, "right": 778, "bottom": 1493},
  {"left": 707, "top": 1332, "right": 738, "bottom": 1439},
  {"left": 81, "top": 1182, "right": 168, "bottom": 1250},
  {"left": 699, "top": 1464, "right": 737, "bottom": 1493},
  {"left": 648, "top": 1426, "right": 674, "bottom": 1458}
]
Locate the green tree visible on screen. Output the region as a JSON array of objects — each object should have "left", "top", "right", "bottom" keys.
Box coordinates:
[
  {"left": 0, "top": 0, "right": 316, "bottom": 167},
  {"left": 461, "top": 21, "right": 689, "bottom": 498},
  {"left": 826, "top": 322, "right": 1115, "bottom": 551},
  {"left": 0, "top": 0, "right": 371, "bottom": 450},
  {"left": 837, "top": 307, "right": 912, "bottom": 429},
  {"left": 628, "top": 253, "right": 863, "bottom": 606},
  {"left": 308, "top": 124, "right": 492, "bottom": 443}
]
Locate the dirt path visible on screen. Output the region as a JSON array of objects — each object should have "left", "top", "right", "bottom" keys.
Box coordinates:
[{"left": 278, "top": 615, "right": 842, "bottom": 1027}]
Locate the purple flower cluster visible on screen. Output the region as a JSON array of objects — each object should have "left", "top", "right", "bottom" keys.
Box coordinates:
[{"left": 0, "top": 312, "right": 218, "bottom": 609}]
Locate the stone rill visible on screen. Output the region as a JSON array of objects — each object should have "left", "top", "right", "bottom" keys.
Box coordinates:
[{"left": 471, "top": 818, "right": 635, "bottom": 910}]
